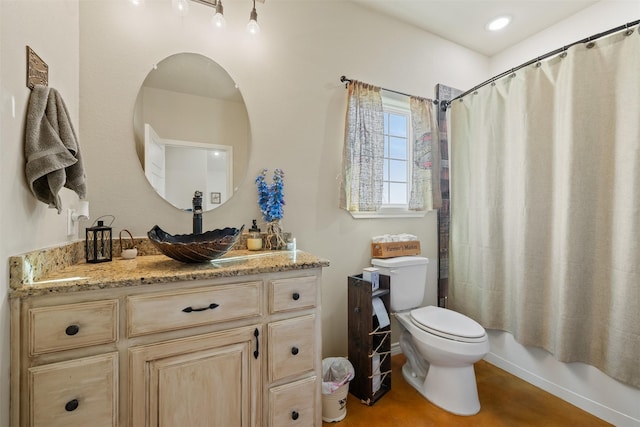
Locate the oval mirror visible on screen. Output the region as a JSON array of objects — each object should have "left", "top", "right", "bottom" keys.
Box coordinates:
[{"left": 133, "top": 53, "right": 250, "bottom": 211}]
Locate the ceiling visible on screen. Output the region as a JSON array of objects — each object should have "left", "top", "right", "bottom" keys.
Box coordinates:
[{"left": 350, "top": 0, "right": 600, "bottom": 56}]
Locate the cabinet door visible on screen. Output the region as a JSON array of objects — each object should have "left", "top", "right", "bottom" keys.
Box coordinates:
[{"left": 129, "top": 325, "right": 262, "bottom": 427}]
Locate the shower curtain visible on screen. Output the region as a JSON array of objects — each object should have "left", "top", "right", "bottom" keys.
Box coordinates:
[{"left": 449, "top": 27, "right": 640, "bottom": 388}]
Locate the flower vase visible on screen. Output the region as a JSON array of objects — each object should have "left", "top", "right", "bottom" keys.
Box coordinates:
[{"left": 265, "top": 220, "right": 286, "bottom": 250}]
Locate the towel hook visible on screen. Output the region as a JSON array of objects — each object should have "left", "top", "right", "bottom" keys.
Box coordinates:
[{"left": 26, "top": 46, "right": 48, "bottom": 90}]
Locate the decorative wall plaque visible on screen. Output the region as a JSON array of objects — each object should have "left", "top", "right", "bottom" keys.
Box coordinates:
[{"left": 26, "top": 46, "right": 48, "bottom": 90}]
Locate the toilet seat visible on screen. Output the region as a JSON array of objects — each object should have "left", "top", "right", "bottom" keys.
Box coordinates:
[{"left": 409, "top": 306, "right": 487, "bottom": 343}]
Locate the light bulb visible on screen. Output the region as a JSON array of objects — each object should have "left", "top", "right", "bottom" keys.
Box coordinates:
[
  {"left": 212, "top": 0, "right": 226, "bottom": 28},
  {"left": 247, "top": 19, "right": 260, "bottom": 35},
  {"left": 213, "top": 13, "right": 226, "bottom": 28},
  {"left": 247, "top": 6, "right": 260, "bottom": 35},
  {"left": 172, "top": 0, "right": 189, "bottom": 16}
]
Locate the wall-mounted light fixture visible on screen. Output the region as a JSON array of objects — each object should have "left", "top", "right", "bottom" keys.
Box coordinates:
[
  {"left": 191, "top": 0, "right": 265, "bottom": 33},
  {"left": 129, "top": 0, "right": 265, "bottom": 32}
]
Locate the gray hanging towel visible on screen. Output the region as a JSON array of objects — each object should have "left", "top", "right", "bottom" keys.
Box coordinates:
[{"left": 25, "top": 84, "right": 86, "bottom": 213}]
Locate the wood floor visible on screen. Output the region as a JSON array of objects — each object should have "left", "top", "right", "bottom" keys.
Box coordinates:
[{"left": 323, "top": 354, "right": 611, "bottom": 427}]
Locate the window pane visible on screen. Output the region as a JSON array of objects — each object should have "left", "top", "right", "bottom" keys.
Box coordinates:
[
  {"left": 382, "top": 182, "right": 389, "bottom": 204},
  {"left": 389, "top": 114, "right": 406, "bottom": 137},
  {"left": 383, "top": 160, "right": 389, "bottom": 181},
  {"left": 384, "top": 135, "right": 389, "bottom": 157},
  {"left": 389, "top": 159, "right": 407, "bottom": 181},
  {"left": 389, "top": 183, "right": 407, "bottom": 204},
  {"left": 389, "top": 137, "right": 407, "bottom": 160}
]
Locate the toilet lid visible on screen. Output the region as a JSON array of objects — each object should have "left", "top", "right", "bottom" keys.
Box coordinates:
[{"left": 410, "top": 306, "right": 486, "bottom": 343}]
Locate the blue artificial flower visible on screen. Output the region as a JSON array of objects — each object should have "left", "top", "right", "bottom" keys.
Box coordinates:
[{"left": 256, "top": 168, "right": 285, "bottom": 222}]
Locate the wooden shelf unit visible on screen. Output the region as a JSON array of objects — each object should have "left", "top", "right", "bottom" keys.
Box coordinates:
[{"left": 347, "top": 274, "right": 392, "bottom": 405}]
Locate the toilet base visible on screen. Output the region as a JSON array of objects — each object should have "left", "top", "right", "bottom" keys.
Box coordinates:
[{"left": 402, "top": 361, "right": 481, "bottom": 416}]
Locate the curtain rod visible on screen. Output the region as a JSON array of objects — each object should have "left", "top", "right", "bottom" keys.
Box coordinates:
[
  {"left": 339, "top": 75, "right": 439, "bottom": 105},
  {"left": 445, "top": 19, "right": 640, "bottom": 110}
]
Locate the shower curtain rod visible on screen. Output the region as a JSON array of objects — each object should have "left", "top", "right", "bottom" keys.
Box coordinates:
[
  {"left": 339, "top": 75, "right": 439, "bottom": 105},
  {"left": 443, "top": 19, "right": 640, "bottom": 110}
]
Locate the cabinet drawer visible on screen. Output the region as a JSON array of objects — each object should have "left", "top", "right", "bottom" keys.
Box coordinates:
[
  {"left": 269, "top": 276, "right": 317, "bottom": 314},
  {"left": 269, "top": 376, "right": 318, "bottom": 427},
  {"left": 268, "top": 314, "right": 316, "bottom": 382},
  {"left": 28, "top": 352, "right": 118, "bottom": 427},
  {"left": 28, "top": 300, "right": 118, "bottom": 355},
  {"left": 127, "top": 281, "right": 262, "bottom": 337}
]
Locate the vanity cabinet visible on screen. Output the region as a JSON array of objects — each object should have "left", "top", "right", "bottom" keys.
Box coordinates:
[{"left": 11, "top": 266, "right": 324, "bottom": 427}]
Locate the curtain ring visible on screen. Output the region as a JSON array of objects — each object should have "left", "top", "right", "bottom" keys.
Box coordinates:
[
  {"left": 623, "top": 23, "right": 634, "bottom": 36},
  {"left": 559, "top": 46, "right": 568, "bottom": 58},
  {"left": 535, "top": 57, "right": 542, "bottom": 68}
]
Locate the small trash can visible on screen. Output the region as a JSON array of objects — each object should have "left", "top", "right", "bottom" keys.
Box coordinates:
[{"left": 322, "top": 357, "right": 355, "bottom": 423}]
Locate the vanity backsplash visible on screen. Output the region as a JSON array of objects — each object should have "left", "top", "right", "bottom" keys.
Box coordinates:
[{"left": 9, "top": 236, "right": 252, "bottom": 289}]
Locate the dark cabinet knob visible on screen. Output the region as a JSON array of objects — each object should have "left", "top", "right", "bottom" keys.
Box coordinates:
[
  {"left": 291, "top": 410, "right": 299, "bottom": 420},
  {"left": 65, "top": 399, "right": 79, "bottom": 412},
  {"left": 292, "top": 292, "right": 300, "bottom": 301},
  {"left": 65, "top": 325, "right": 80, "bottom": 336},
  {"left": 291, "top": 346, "right": 299, "bottom": 355}
]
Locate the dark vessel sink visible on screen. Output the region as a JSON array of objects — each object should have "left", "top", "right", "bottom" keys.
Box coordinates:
[{"left": 147, "top": 225, "right": 244, "bottom": 263}]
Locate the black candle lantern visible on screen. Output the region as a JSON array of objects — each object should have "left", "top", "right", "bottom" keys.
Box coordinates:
[{"left": 86, "top": 220, "right": 112, "bottom": 263}]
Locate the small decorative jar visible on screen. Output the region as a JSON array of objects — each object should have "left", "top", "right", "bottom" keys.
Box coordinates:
[{"left": 247, "top": 220, "right": 262, "bottom": 251}]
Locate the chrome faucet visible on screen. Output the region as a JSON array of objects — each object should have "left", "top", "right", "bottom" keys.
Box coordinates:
[{"left": 192, "top": 190, "right": 203, "bottom": 234}]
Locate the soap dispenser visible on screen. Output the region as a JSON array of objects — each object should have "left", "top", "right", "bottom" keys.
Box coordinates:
[{"left": 247, "top": 220, "right": 262, "bottom": 251}]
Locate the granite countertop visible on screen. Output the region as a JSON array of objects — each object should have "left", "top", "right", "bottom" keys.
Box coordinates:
[{"left": 10, "top": 245, "right": 330, "bottom": 298}]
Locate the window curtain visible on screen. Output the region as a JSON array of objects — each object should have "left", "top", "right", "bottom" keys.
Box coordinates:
[
  {"left": 449, "top": 27, "right": 640, "bottom": 387},
  {"left": 409, "top": 97, "right": 441, "bottom": 211},
  {"left": 340, "top": 81, "right": 384, "bottom": 212}
]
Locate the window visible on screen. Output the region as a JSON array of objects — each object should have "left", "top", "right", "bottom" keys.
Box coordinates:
[
  {"left": 356, "top": 95, "right": 424, "bottom": 218},
  {"left": 340, "top": 80, "right": 438, "bottom": 218},
  {"left": 382, "top": 104, "right": 410, "bottom": 206}
]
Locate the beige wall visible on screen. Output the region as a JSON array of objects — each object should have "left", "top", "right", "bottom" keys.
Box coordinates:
[
  {"left": 77, "top": 0, "right": 487, "bottom": 361},
  {"left": 1, "top": 2, "right": 80, "bottom": 426},
  {"left": 0, "top": 1, "right": 487, "bottom": 424}
]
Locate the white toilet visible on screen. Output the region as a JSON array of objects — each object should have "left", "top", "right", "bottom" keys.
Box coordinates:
[{"left": 371, "top": 256, "right": 489, "bottom": 416}]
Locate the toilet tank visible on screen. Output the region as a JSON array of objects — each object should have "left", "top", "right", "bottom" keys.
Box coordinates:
[{"left": 371, "top": 256, "right": 430, "bottom": 312}]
